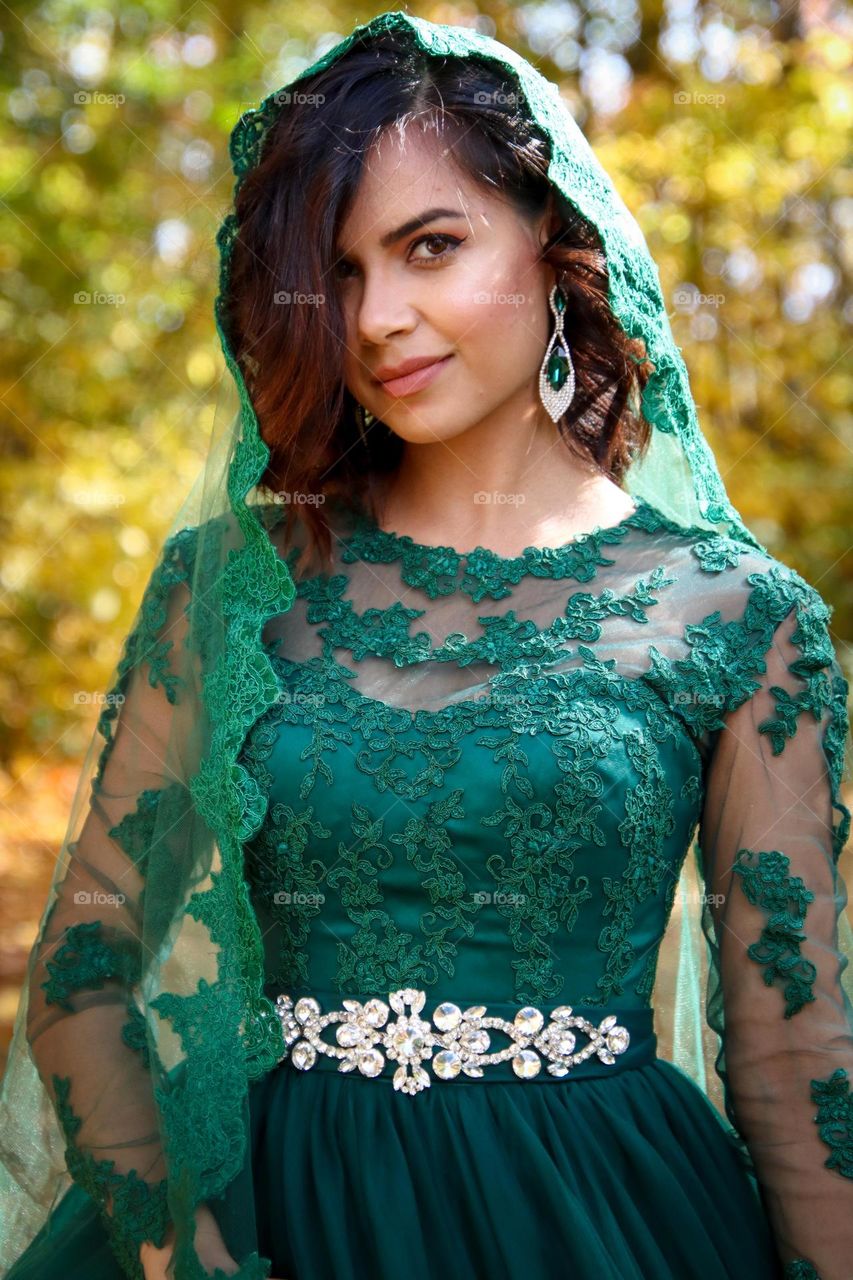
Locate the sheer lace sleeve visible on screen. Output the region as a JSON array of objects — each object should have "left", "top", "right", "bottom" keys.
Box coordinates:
[
  {"left": 23, "top": 530, "right": 200, "bottom": 1275},
  {"left": 697, "top": 577, "right": 853, "bottom": 1280}
]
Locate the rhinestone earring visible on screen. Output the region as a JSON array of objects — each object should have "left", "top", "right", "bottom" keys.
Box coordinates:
[{"left": 538, "top": 281, "right": 576, "bottom": 422}]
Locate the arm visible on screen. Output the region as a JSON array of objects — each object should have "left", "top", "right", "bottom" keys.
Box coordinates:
[
  {"left": 24, "top": 531, "right": 198, "bottom": 1276},
  {"left": 697, "top": 581, "right": 853, "bottom": 1280}
]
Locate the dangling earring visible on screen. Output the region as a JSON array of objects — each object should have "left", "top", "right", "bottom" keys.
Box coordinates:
[
  {"left": 538, "top": 280, "right": 576, "bottom": 422},
  {"left": 355, "top": 401, "right": 375, "bottom": 442}
]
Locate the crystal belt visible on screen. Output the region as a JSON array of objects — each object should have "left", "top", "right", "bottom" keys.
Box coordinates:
[{"left": 273, "top": 987, "right": 657, "bottom": 1096}]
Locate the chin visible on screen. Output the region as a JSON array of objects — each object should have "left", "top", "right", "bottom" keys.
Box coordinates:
[
  {"left": 380, "top": 416, "right": 472, "bottom": 446},
  {"left": 374, "top": 395, "right": 481, "bottom": 445}
]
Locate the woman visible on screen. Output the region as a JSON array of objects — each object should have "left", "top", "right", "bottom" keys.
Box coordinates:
[{"left": 1, "top": 12, "right": 851, "bottom": 1280}]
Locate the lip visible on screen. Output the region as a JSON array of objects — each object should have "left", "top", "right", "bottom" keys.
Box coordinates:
[{"left": 373, "top": 354, "right": 453, "bottom": 398}]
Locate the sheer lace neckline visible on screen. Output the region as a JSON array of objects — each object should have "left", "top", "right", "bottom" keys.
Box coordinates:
[{"left": 348, "top": 496, "right": 651, "bottom": 564}]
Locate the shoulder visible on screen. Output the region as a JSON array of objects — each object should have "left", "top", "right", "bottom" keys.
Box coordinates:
[
  {"left": 636, "top": 510, "right": 844, "bottom": 737},
  {"left": 659, "top": 529, "right": 851, "bottom": 862},
  {"left": 635, "top": 503, "right": 833, "bottom": 630}
]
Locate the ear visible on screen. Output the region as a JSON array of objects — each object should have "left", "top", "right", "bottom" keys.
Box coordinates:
[
  {"left": 536, "top": 190, "right": 564, "bottom": 249},
  {"left": 535, "top": 194, "right": 564, "bottom": 293}
]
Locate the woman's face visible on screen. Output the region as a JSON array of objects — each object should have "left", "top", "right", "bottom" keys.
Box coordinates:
[{"left": 335, "top": 125, "right": 558, "bottom": 446}]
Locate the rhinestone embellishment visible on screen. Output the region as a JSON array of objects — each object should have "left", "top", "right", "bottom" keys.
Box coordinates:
[
  {"left": 274, "top": 988, "right": 631, "bottom": 1096},
  {"left": 538, "top": 282, "right": 576, "bottom": 422}
]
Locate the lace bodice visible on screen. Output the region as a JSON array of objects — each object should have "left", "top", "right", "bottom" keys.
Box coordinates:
[{"left": 243, "top": 497, "right": 711, "bottom": 1008}]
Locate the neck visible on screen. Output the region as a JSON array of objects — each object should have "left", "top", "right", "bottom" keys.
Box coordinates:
[{"left": 374, "top": 398, "right": 632, "bottom": 552}]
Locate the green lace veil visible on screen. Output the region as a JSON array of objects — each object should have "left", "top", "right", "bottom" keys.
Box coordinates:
[{"left": 1, "top": 11, "right": 850, "bottom": 1279}]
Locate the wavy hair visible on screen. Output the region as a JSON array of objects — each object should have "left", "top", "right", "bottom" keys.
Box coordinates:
[{"left": 224, "top": 27, "right": 654, "bottom": 571}]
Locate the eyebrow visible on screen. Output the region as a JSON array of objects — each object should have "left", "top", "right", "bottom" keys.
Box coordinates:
[{"left": 376, "top": 207, "right": 467, "bottom": 249}]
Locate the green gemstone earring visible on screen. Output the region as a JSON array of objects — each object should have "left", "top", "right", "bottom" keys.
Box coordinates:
[{"left": 538, "top": 281, "right": 576, "bottom": 422}]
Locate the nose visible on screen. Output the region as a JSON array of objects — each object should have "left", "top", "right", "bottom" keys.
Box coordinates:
[{"left": 351, "top": 266, "right": 417, "bottom": 348}]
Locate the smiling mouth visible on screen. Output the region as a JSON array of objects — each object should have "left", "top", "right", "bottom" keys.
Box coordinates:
[{"left": 375, "top": 354, "right": 454, "bottom": 398}]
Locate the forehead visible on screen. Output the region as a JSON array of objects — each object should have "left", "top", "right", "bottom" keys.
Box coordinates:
[{"left": 336, "top": 124, "right": 488, "bottom": 244}]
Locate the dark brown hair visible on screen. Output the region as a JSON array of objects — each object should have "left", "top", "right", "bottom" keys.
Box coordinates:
[{"left": 224, "top": 27, "right": 653, "bottom": 572}]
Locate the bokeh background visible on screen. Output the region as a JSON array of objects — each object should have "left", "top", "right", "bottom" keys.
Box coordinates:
[{"left": 1, "top": 0, "right": 851, "bottom": 1071}]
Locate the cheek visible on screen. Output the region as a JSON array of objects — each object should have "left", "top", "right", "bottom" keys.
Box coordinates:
[{"left": 455, "top": 279, "right": 550, "bottom": 378}]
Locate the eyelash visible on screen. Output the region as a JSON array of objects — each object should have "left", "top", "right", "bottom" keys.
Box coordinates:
[
  {"left": 409, "top": 232, "right": 464, "bottom": 265},
  {"left": 336, "top": 233, "right": 463, "bottom": 280}
]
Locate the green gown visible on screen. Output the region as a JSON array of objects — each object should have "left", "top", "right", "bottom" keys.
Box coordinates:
[{"left": 14, "top": 491, "right": 849, "bottom": 1279}]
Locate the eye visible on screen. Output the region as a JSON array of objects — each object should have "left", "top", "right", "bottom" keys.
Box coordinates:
[
  {"left": 409, "top": 233, "right": 463, "bottom": 265},
  {"left": 333, "top": 232, "right": 464, "bottom": 281}
]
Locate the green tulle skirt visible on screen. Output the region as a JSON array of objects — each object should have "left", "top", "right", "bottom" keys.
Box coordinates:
[{"left": 6, "top": 1057, "right": 785, "bottom": 1279}]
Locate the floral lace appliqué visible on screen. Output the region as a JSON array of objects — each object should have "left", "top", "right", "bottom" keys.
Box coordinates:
[
  {"left": 40, "top": 920, "right": 140, "bottom": 1011},
  {"left": 810, "top": 1066, "right": 853, "bottom": 1179},
  {"left": 341, "top": 499, "right": 659, "bottom": 604},
  {"left": 731, "top": 849, "right": 816, "bottom": 1018}
]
